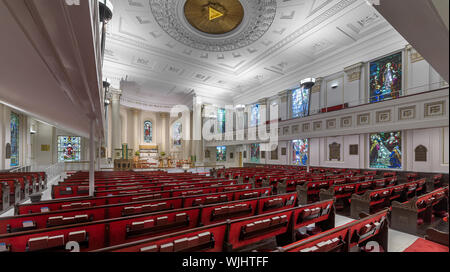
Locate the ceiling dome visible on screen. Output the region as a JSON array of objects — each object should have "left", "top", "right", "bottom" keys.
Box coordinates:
[
  {"left": 184, "top": 0, "right": 244, "bottom": 35},
  {"left": 149, "top": 0, "right": 277, "bottom": 52}
]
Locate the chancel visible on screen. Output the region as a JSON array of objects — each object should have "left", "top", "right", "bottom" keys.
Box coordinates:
[{"left": 0, "top": 0, "right": 448, "bottom": 255}]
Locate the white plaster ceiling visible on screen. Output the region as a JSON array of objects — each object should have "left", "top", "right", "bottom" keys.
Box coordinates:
[{"left": 103, "top": 0, "right": 393, "bottom": 108}]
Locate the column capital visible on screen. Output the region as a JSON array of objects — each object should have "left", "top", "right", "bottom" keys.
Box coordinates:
[
  {"left": 109, "top": 88, "right": 122, "bottom": 101},
  {"left": 257, "top": 98, "right": 268, "bottom": 105},
  {"left": 405, "top": 44, "right": 424, "bottom": 63},
  {"left": 278, "top": 90, "right": 289, "bottom": 97},
  {"left": 344, "top": 62, "right": 364, "bottom": 82},
  {"left": 160, "top": 112, "right": 170, "bottom": 118},
  {"left": 311, "top": 77, "right": 323, "bottom": 93}
]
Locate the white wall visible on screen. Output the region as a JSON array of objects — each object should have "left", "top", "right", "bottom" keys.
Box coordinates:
[
  {"left": 406, "top": 127, "right": 449, "bottom": 173},
  {"left": 239, "top": 127, "right": 448, "bottom": 174}
]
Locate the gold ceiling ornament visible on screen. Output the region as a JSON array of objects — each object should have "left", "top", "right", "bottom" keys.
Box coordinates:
[{"left": 184, "top": 0, "right": 245, "bottom": 35}]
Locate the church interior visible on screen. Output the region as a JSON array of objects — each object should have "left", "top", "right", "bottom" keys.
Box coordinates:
[{"left": 0, "top": 0, "right": 448, "bottom": 254}]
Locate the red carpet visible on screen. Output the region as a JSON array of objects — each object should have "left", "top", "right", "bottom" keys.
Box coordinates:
[{"left": 403, "top": 238, "right": 449, "bottom": 252}]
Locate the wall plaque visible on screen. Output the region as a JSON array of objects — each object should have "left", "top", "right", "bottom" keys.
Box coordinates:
[
  {"left": 230, "top": 152, "right": 234, "bottom": 159},
  {"left": 261, "top": 151, "right": 266, "bottom": 159},
  {"left": 243, "top": 151, "right": 247, "bottom": 158},
  {"left": 205, "top": 150, "right": 210, "bottom": 158},
  {"left": 281, "top": 148, "right": 287, "bottom": 156},
  {"left": 414, "top": 145, "right": 427, "bottom": 162},
  {"left": 329, "top": 142, "right": 341, "bottom": 161},
  {"left": 41, "top": 145, "right": 50, "bottom": 152},
  {"left": 271, "top": 147, "right": 278, "bottom": 160},
  {"left": 349, "top": 144, "right": 359, "bottom": 155},
  {"left": 5, "top": 143, "right": 11, "bottom": 159}
]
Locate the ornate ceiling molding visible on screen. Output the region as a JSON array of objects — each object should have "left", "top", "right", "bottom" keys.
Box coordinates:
[{"left": 149, "top": 0, "right": 277, "bottom": 52}]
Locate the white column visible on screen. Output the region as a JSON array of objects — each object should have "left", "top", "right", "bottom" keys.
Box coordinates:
[
  {"left": 133, "top": 109, "right": 139, "bottom": 152},
  {"left": 97, "top": 139, "right": 101, "bottom": 171},
  {"left": 110, "top": 89, "right": 122, "bottom": 158},
  {"left": 160, "top": 113, "right": 170, "bottom": 154},
  {"left": 89, "top": 119, "right": 95, "bottom": 197}
]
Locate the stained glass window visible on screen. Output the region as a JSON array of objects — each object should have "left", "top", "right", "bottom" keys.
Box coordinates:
[
  {"left": 144, "top": 121, "right": 153, "bottom": 143},
  {"left": 216, "top": 146, "right": 226, "bottom": 162},
  {"left": 57, "top": 136, "right": 81, "bottom": 162},
  {"left": 217, "top": 108, "right": 226, "bottom": 134},
  {"left": 10, "top": 112, "right": 19, "bottom": 167},
  {"left": 369, "top": 131, "right": 402, "bottom": 169},
  {"left": 173, "top": 121, "right": 182, "bottom": 146},
  {"left": 250, "top": 104, "right": 260, "bottom": 127},
  {"left": 250, "top": 143, "right": 260, "bottom": 163},
  {"left": 292, "top": 86, "right": 311, "bottom": 118},
  {"left": 292, "top": 139, "right": 308, "bottom": 166},
  {"left": 369, "top": 52, "right": 402, "bottom": 103}
]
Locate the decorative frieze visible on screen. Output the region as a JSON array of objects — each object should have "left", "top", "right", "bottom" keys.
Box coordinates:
[
  {"left": 424, "top": 101, "right": 445, "bottom": 118},
  {"left": 344, "top": 62, "right": 364, "bottom": 82},
  {"left": 399, "top": 106, "right": 416, "bottom": 120},
  {"left": 376, "top": 110, "right": 391, "bottom": 123},
  {"left": 357, "top": 113, "right": 370, "bottom": 126}
]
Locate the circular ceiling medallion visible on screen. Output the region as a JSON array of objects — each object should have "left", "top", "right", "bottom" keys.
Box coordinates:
[
  {"left": 184, "top": 0, "right": 244, "bottom": 35},
  {"left": 149, "top": 0, "right": 277, "bottom": 52}
]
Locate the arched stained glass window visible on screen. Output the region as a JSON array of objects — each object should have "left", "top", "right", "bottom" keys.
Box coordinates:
[
  {"left": 250, "top": 143, "right": 260, "bottom": 163},
  {"left": 369, "top": 131, "right": 402, "bottom": 169},
  {"left": 173, "top": 121, "right": 182, "bottom": 146},
  {"left": 369, "top": 52, "right": 402, "bottom": 103},
  {"left": 57, "top": 136, "right": 81, "bottom": 162},
  {"left": 10, "top": 112, "right": 20, "bottom": 167},
  {"left": 250, "top": 104, "right": 260, "bottom": 127},
  {"left": 144, "top": 121, "right": 153, "bottom": 143},
  {"left": 217, "top": 108, "right": 226, "bottom": 133},
  {"left": 216, "top": 146, "right": 226, "bottom": 162},
  {"left": 292, "top": 86, "right": 311, "bottom": 118},
  {"left": 292, "top": 139, "right": 308, "bottom": 166}
]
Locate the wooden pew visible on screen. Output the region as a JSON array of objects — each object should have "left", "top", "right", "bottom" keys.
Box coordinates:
[
  {"left": 2, "top": 192, "right": 293, "bottom": 235},
  {"left": 276, "top": 209, "right": 389, "bottom": 252},
  {"left": 349, "top": 179, "right": 426, "bottom": 219},
  {"left": 0, "top": 192, "right": 297, "bottom": 252},
  {"left": 0, "top": 183, "right": 10, "bottom": 212},
  {"left": 90, "top": 199, "right": 334, "bottom": 252},
  {"left": 390, "top": 186, "right": 449, "bottom": 236}
]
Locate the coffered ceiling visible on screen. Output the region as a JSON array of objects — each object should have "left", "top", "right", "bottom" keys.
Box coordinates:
[{"left": 103, "top": 0, "right": 397, "bottom": 109}]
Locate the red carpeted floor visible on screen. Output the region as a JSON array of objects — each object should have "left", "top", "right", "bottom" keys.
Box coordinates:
[{"left": 403, "top": 238, "right": 449, "bottom": 252}]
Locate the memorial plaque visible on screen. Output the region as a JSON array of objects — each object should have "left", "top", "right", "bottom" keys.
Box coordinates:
[
  {"left": 281, "top": 148, "right": 287, "bottom": 156},
  {"left": 414, "top": 145, "right": 427, "bottom": 162},
  {"left": 329, "top": 142, "right": 341, "bottom": 161},
  {"left": 205, "top": 150, "right": 210, "bottom": 158},
  {"left": 5, "top": 143, "right": 11, "bottom": 159},
  {"left": 271, "top": 147, "right": 278, "bottom": 160},
  {"left": 349, "top": 144, "right": 359, "bottom": 155}
]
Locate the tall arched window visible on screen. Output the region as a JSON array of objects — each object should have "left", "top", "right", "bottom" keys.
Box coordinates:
[
  {"left": 217, "top": 108, "right": 226, "bottom": 133},
  {"left": 250, "top": 104, "right": 260, "bottom": 126},
  {"left": 173, "top": 121, "right": 182, "bottom": 146},
  {"left": 292, "top": 86, "right": 311, "bottom": 118},
  {"left": 144, "top": 121, "right": 153, "bottom": 143},
  {"left": 10, "top": 112, "right": 20, "bottom": 167}
]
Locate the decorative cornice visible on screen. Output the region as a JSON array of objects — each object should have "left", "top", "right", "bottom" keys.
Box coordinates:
[
  {"left": 405, "top": 44, "right": 424, "bottom": 63},
  {"left": 344, "top": 62, "right": 364, "bottom": 82}
]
